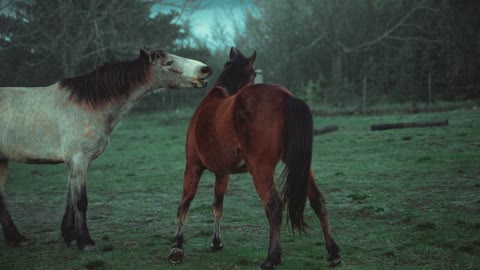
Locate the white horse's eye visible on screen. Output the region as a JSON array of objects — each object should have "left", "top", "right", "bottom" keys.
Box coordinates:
[{"left": 165, "top": 60, "right": 174, "bottom": 66}]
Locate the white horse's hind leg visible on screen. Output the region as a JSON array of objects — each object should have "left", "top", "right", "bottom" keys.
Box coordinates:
[
  {"left": 66, "top": 156, "right": 95, "bottom": 250},
  {"left": 61, "top": 182, "right": 76, "bottom": 245},
  {"left": 0, "top": 159, "right": 28, "bottom": 245}
]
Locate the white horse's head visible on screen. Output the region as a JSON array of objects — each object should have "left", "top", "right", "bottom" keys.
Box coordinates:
[{"left": 140, "top": 48, "right": 212, "bottom": 89}]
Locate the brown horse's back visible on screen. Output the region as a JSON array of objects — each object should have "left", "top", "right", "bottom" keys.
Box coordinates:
[
  {"left": 187, "top": 84, "right": 293, "bottom": 174},
  {"left": 233, "top": 84, "right": 293, "bottom": 167}
]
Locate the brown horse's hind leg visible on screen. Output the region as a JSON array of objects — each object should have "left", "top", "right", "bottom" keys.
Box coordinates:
[
  {"left": 0, "top": 159, "right": 28, "bottom": 246},
  {"left": 249, "top": 166, "right": 282, "bottom": 270},
  {"left": 211, "top": 173, "right": 229, "bottom": 251},
  {"left": 307, "top": 171, "right": 340, "bottom": 267},
  {"left": 168, "top": 162, "right": 205, "bottom": 264}
]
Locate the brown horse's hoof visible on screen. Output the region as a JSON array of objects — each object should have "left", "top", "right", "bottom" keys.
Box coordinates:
[
  {"left": 168, "top": 247, "right": 184, "bottom": 264},
  {"left": 211, "top": 238, "right": 223, "bottom": 251},
  {"left": 328, "top": 256, "right": 341, "bottom": 267},
  {"left": 327, "top": 243, "right": 341, "bottom": 267}
]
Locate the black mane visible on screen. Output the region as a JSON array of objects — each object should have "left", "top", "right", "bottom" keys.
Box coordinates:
[
  {"left": 215, "top": 54, "right": 256, "bottom": 95},
  {"left": 59, "top": 56, "right": 153, "bottom": 109}
]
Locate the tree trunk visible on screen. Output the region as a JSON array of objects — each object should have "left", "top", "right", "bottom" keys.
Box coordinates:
[
  {"left": 314, "top": 125, "right": 339, "bottom": 136},
  {"left": 331, "top": 49, "right": 343, "bottom": 89},
  {"left": 362, "top": 74, "right": 367, "bottom": 115},
  {"left": 371, "top": 120, "right": 448, "bottom": 131}
]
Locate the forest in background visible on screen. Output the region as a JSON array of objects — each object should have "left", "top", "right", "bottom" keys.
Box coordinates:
[
  {"left": 232, "top": 0, "right": 480, "bottom": 108},
  {"left": 1, "top": 0, "right": 479, "bottom": 112}
]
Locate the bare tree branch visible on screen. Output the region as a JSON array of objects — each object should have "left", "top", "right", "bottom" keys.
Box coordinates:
[
  {"left": 386, "top": 35, "right": 446, "bottom": 44},
  {"left": 287, "top": 34, "right": 324, "bottom": 59},
  {"left": 0, "top": 0, "right": 13, "bottom": 11},
  {"left": 342, "top": 0, "right": 430, "bottom": 53},
  {"left": 291, "top": 0, "right": 440, "bottom": 57}
]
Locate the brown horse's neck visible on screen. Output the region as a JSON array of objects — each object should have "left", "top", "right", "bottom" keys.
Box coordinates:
[
  {"left": 214, "top": 78, "right": 236, "bottom": 95},
  {"left": 214, "top": 71, "right": 253, "bottom": 95}
]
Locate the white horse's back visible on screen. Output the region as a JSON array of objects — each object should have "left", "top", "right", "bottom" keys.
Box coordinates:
[{"left": 0, "top": 85, "right": 70, "bottom": 163}]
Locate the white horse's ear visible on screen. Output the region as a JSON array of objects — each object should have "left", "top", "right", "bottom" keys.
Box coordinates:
[
  {"left": 248, "top": 51, "right": 256, "bottom": 66},
  {"left": 140, "top": 47, "right": 153, "bottom": 63},
  {"left": 148, "top": 50, "right": 168, "bottom": 65}
]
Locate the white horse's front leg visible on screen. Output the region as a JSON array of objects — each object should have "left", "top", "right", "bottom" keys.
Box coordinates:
[
  {"left": 66, "top": 155, "right": 95, "bottom": 250},
  {"left": 0, "top": 159, "right": 28, "bottom": 245}
]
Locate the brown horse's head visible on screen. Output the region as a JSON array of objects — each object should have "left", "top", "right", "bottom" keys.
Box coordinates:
[{"left": 215, "top": 47, "right": 256, "bottom": 95}]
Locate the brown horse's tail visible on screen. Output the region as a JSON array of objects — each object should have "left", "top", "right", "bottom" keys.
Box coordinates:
[{"left": 280, "top": 95, "right": 313, "bottom": 232}]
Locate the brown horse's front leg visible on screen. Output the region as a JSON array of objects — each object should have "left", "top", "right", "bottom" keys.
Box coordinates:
[
  {"left": 169, "top": 212, "right": 186, "bottom": 265},
  {"left": 307, "top": 171, "right": 341, "bottom": 267},
  {"left": 67, "top": 159, "right": 95, "bottom": 251},
  {"left": 168, "top": 162, "right": 204, "bottom": 264}
]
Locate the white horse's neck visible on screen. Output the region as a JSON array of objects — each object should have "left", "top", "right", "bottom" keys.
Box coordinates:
[{"left": 102, "top": 82, "right": 158, "bottom": 134}]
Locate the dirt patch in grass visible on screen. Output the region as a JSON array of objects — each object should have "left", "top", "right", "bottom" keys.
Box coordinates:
[
  {"left": 85, "top": 259, "right": 108, "bottom": 270},
  {"left": 348, "top": 193, "right": 369, "bottom": 202},
  {"left": 415, "top": 222, "right": 437, "bottom": 231}
]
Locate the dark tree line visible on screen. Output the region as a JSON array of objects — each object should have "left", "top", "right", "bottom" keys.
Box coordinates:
[
  {"left": 1, "top": 0, "right": 478, "bottom": 111},
  {"left": 235, "top": 0, "right": 480, "bottom": 106}
]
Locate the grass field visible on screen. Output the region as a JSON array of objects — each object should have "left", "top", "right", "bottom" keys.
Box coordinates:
[{"left": 0, "top": 107, "right": 479, "bottom": 269}]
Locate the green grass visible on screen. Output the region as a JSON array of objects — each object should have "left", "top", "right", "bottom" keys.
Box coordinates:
[{"left": 1, "top": 108, "right": 480, "bottom": 269}]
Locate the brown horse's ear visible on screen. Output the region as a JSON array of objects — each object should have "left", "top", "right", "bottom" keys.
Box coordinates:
[
  {"left": 248, "top": 51, "right": 257, "bottom": 66},
  {"left": 230, "top": 47, "right": 243, "bottom": 60}
]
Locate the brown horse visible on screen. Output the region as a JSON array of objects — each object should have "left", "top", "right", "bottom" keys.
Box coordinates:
[{"left": 168, "top": 48, "right": 340, "bottom": 269}]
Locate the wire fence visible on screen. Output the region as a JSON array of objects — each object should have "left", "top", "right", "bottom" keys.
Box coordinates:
[{"left": 132, "top": 79, "right": 479, "bottom": 115}]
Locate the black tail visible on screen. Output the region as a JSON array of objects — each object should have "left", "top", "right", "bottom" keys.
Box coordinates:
[{"left": 280, "top": 96, "right": 313, "bottom": 232}]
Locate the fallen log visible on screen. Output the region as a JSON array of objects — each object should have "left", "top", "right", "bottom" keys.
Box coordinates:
[
  {"left": 314, "top": 125, "right": 338, "bottom": 135},
  {"left": 371, "top": 120, "right": 448, "bottom": 131}
]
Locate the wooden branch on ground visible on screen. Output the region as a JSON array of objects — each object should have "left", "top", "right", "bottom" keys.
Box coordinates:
[
  {"left": 371, "top": 120, "right": 448, "bottom": 131},
  {"left": 314, "top": 125, "right": 338, "bottom": 136}
]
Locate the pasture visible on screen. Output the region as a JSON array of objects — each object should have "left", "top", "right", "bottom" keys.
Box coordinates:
[{"left": 0, "top": 107, "right": 479, "bottom": 269}]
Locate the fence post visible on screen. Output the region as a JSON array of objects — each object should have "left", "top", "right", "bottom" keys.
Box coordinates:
[
  {"left": 255, "top": 69, "right": 263, "bottom": 84},
  {"left": 170, "top": 90, "right": 174, "bottom": 112},
  {"left": 363, "top": 74, "right": 367, "bottom": 115},
  {"left": 428, "top": 72, "right": 432, "bottom": 111}
]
